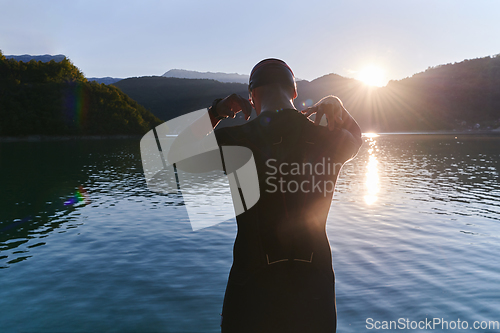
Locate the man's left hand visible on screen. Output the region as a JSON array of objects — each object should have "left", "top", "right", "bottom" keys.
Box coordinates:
[{"left": 301, "top": 96, "right": 344, "bottom": 131}]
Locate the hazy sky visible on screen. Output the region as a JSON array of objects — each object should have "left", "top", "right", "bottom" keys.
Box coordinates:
[{"left": 1, "top": 0, "right": 499, "bottom": 84}]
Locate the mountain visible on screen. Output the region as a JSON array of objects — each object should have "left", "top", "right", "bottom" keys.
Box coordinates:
[
  {"left": 163, "top": 69, "right": 249, "bottom": 84},
  {"left": 114, "top": 76, "right": 249, "bottom": 121},
  {"left": 5, "top": 54, "right": 66, "bottom": 63},
  {"left": 345, "top": 55, "right": 500, "bottom": 132},
  {"left": 288, "top": 57, "right": 500, "bottom": 132},
  {"left": 113, "top": 55, "right": 500, "bottom": 132},
  {"left": 87, "top": 77, "right": 123, "bottom": 85},
  {"left": 0, "top": 51, "right": 162, "bottom": 136},
  {"left": 5, "top": 55, "right": 124, "bottom": 85},
  {"left": 8, "top": 54, "right": 498, "bottom": 132},
  {"left": 293, "top": 56, "right": 500, "bottom": 132}
]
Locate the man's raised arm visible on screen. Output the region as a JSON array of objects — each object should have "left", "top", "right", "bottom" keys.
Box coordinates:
[
  {"left": 167, "top": 94, "right": 253, "bottom": 167},
  {"left": 302, "top": 95, "right": 362, "bottom": 145}
]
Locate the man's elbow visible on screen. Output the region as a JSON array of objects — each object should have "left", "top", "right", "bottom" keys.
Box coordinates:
[
  {"left": 336, "top": 129, "right": 362, "bottom": 162},
  {"left": 354, "top": 134, "right": 363, "bottom": 149}
]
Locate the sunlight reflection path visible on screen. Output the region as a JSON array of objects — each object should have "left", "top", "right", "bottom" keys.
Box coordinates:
[{"left": 364, "top": 134, "right": 380, "bottom": 205}]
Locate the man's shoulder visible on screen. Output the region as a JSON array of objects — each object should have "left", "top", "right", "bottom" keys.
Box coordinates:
[
  {"left": 298, "top": 116, "right": 362, "bottom": 162},
  {"left": 214, "top": 110, "right": 297, "bottom": 141},
  {"left": 214, "top": 109, "right": 361, "bottom": 162}
]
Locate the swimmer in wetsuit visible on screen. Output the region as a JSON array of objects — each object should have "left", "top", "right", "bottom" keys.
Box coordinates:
[{"left": 173, "top": 59, "right": 362, "bottom": 332}]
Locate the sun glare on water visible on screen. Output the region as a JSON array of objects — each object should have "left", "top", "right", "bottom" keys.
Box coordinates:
[
  {"left": 364, "top": 135, "right": 380, "bottom": 205},
  {"left": 358, "top": 66, "right": 386, "bottom": 87}
]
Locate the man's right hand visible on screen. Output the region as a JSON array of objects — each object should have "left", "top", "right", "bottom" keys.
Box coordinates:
[{"left": 216, "top": 94, "right": 253, "bottom": 121}]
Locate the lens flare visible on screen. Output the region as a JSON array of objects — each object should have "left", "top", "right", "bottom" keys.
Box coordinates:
[
  {"left": 64, "top": 186, "right": 91, "bottom": 206},
  {"left": 62, "top": 83, "right": 89, "bottom": 130}
]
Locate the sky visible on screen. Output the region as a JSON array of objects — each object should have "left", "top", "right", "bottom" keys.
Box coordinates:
[{"left": 1, "top": 0, "right": 499, "bottom": 85}]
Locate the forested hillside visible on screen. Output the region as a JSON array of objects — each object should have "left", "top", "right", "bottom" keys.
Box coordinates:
[
  {"left": 296, "top": 56, "right": 500, "bottom": 132},
  {"left": 0, "top": 51, "right": 162, "bottom": 136},
  {"left": 3, "top": 51, "right": 497, "bottom": 134},
  {"left": 113, "top": 76, "right": 249, "bottom": 121},
  {"left": 114, "top": 55, "right": 500, "bottom": 133}
]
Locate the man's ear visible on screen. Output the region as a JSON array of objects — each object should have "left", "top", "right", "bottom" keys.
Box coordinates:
[
  {"left": 248, "top": 91, "right": 255, "bottom": 108},
  {"left": 292, "top": 84, "right": 298, "bottom": 99},
  {"left": 250, "top": 89, "right": 262, "bottom": 114}
]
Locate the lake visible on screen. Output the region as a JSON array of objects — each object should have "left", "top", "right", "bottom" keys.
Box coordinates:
[{"left": 1, "top": 134, "right": 499, "bottom": 332}]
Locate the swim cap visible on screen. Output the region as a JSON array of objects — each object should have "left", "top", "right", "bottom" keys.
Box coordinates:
[{"left": 248, "top": 58, "right": 295, "bottom": 92}]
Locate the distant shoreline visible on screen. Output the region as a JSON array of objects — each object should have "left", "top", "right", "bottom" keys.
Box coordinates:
[
  {"left": 366, "top": 129, "right": 500, "bottom": 136},
  {"left": 0, "top": 135, "right": 142, "bottom": 142},
  {"left": 2, "top": 130, "right": 500, "bottom": 143}
]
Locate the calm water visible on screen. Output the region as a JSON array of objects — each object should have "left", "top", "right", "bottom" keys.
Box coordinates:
[{"left": 1, "top": 134, "right": 499, "bottom": 332}]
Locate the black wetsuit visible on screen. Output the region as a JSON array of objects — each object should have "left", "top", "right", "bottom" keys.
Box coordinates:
[{"left": 215, "top": 109, "right": 361, "bottom": 333}]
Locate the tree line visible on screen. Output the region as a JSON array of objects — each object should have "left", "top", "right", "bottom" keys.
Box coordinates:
[
  {"left": 3, "top": 50, "right": 499, "bottom": 135},
  {"left": 0, "top": 50, "right": 162, "bottom": 136},
  {"left": 115, "top": 55, "right": 500, "bottom": 133}
]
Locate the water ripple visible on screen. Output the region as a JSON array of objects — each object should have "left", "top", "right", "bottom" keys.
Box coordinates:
[{"left": 1, "top": 135, "right": 500, "bottom": 332}]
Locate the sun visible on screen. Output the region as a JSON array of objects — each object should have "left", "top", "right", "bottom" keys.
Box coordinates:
[{"left": 358, "top": 66, "right": 386, "bottom": 87}]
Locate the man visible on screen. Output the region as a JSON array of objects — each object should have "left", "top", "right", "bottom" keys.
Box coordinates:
[{"left": 172, "top": 59, "right": 362, "bottom": 332}]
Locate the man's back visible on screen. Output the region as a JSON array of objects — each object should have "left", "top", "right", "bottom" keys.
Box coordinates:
[{"left": 216, "top": 108, "right": 360, "bottom": 332}]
